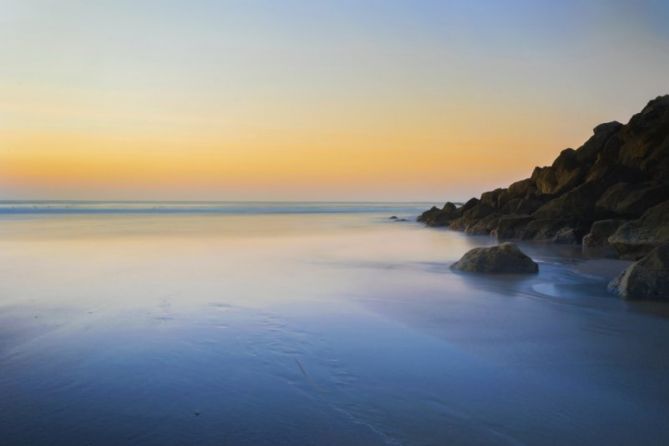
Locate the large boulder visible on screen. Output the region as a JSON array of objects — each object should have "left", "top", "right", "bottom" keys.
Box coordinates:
[
  {"left": 609, "top": 244, "right": 669, "bottom": 301},
  {"left": 608, "top": 201, "right": 669, "bottom": 259},
  {"left": 451, "top": 242, "right": 539, "bottom": 274}
]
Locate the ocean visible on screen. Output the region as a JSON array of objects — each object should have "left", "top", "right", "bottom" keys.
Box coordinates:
[{"left": 1, "top": 202, "right": 668, "bottom": 445}]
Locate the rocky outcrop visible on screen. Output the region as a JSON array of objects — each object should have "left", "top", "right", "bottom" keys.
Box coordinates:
[
  {"left": 493, "top": 215, "right": 534, "bottom": 240},
  {"left": 583, "top": 219, "right": 626, "bottom": 253},
  {"left": 609, "top": 244, "right": 669, "bottom": 301},
  {"left": 419, "top": 95, "right": 669, "bottom": 253},
  {"left": 531, "top": 148, "right": 587, "bottom": 195},
  {"left": 451, "top": 242, "right": 539, "bottom": 274},
  {"left": 608, "top": 201, "right": 669, "bottom": 259},
  {"left": 417, "top": 202, "right": 460, "bottom": 227},
  {"left": 595, "top": 182, "right": 669, "bottom": 218},
  {"left": 449, "top": 202, "right": 496, "bottom": 231},
  {"left": 553, "top": 227, "right": 580, "bottom": 244}
]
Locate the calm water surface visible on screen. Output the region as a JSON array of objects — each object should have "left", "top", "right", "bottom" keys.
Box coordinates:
[{"left": 1, "top": 203, "right": 668, "bottom": 445}]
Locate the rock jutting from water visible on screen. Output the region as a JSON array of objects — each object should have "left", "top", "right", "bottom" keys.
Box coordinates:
[
  {"left": 418, "top": 95, "right": 669, "bottom": 256},
  {"left": 609, "top": 244, "right": 669, "bottom": 301},
  {"left": 451, "top": 242, "right": 539, "bottom": 274}
]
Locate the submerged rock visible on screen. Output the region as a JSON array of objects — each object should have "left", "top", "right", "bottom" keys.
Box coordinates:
[
  {"left": 609, "top": 244, "right": 669, "bottom": 301},
  {"left": 451, "top": 242, "right": 539, "bottom": 274}
]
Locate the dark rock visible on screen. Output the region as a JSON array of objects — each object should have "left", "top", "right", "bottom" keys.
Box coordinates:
[
  {"left": 609, "top": 201, "right": 669, "bottom": 259},
  {"left": 532, "top": 182, "right": 602, "bottom": 220},
  {"left": 417, "top": 206, "right": 440, "bottom": 224},
  {"left": 531, "top": 148, "right": 587, "bottom": 195},
  {"left": 462, "top": 202, "right": 495, "bottom": 220},
  {"left": 417, "top": 202, "right": 461, "bottom": 227},
  {"left": 460, "top": 198, "right": 480, "bottom": 213},
  {"left": 595, "top": 182, "right": 669, "bottom": 218},
  {"left": 501, "top": 195, "right": 547, "bottom": 215},
  {"left": 451, "top": 242, "right": 539, "bottom": 274},
  {"left": 447, "top": 218, "right": 466, "bottom": 231},
  {"left": 493, "top": 215, "right": 534, "bottom": 240},
  {"left": 609, "top": 244, "right": 669, "bottom": 301},
  {"left": 586, "top": 158, "right": 642, "bottom": 185},
  {"left": 575, "top": 121, "right": 623, "bottom": 163},
  {"left": 553, "top": 227, "right": 580, "bottom": 244},
  {"left": 464, "top": 213, "right": 501, "bottom": 235},
  {"left": 617, "top": 96, "right": 669, "bottom": 181},
  {"left": 443, "top": 202, "right": 457, "bottom": 213},
  {"left": 389, "top": 216, "right": 398, "bottom": 220},
  {"left": 507, "top": 178, "right": 538, "bottom": 198},
  {"left": 480, "top": 188, "right": 505, "bottom": 209},
  {"left": 583, "top": 219, "right": 627, "bottom": 251},
  {"left": 418, "top": 95, "right": 669, "bottom": 253},
  {"left": 520, "top": 219, "right": 584, "bottom": 242},
  {"left": 449, "top": 203, "right": 495, "bottom": 231}
]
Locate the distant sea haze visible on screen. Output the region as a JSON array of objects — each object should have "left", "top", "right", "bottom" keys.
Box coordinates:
[{"left": 0, "top": 201, "right": 435, "bottom": 215}]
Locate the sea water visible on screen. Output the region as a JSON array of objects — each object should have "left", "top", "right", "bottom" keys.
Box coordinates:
[{"left": 0, "top": 202, "right": 668, "bottom": 445}]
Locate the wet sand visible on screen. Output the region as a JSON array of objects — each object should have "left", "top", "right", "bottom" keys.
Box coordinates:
[{"left": 0, "top": 209, "right": 668, "bottom": 445}]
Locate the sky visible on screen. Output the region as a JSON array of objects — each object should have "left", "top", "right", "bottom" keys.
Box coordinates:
[{"left": 1, "top": 0, "right": 668, "bottom": 201}]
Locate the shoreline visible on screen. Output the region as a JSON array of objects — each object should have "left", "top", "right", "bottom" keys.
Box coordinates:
[{"left": 416, "top": 95, "right": 669, "bottom": 301}]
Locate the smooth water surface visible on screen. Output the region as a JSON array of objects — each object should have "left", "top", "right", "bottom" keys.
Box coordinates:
[{"left": 1, "top": 203, "right": 668, "bottom": 445}]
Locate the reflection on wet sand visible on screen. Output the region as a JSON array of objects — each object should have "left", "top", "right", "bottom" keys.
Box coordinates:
[{"left": 1, "top": 211, "right": 668, "bottom": 445}]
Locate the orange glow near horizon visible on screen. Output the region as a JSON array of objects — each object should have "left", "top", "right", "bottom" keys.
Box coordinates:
[
  {"left": 0, "top": 79, "right": 602, "bottom": 201},
  {"left": 1, "top": 116, "right": 576, "bottom": 201},
  {"left": 2, "top": 1, "right": 668, "bottom": 201}
]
